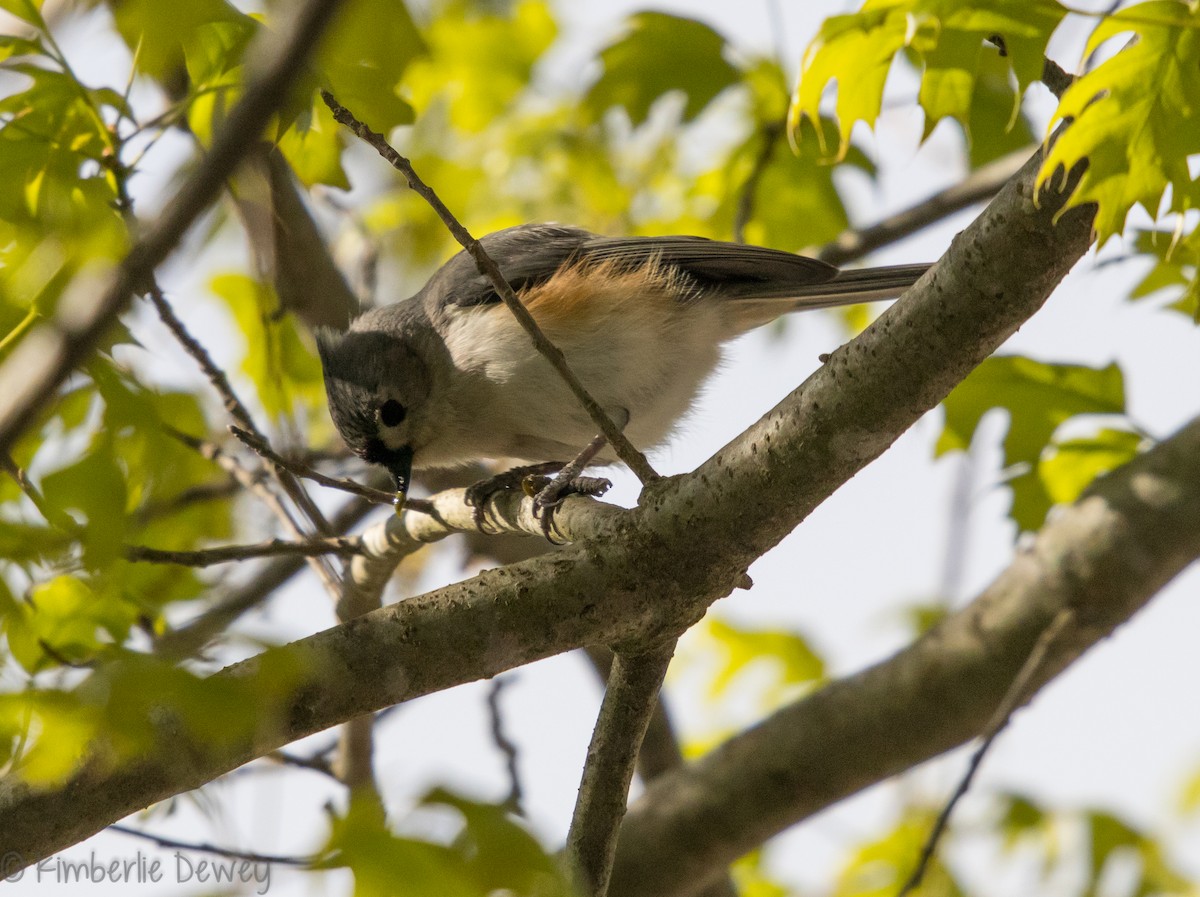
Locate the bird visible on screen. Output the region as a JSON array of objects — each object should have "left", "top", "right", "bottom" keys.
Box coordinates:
[{"left": 316, "top": 223, "right": 929, "bottom": 519}]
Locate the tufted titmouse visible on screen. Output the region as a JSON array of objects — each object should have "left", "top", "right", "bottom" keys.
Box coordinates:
[{"left": 316, "top": 224, "right": 928, "bottom": 508}]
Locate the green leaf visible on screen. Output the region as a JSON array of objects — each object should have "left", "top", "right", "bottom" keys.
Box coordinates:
[
  {"left": 703, "top": 617, "right": 824, "bottom": 707},
  {"left": 0, "top": 64, "right": 125, "bottom": 244},
  {"left": 1129, "top": 227, "right": 1200, "bottom": 322},
  {"left": 834, "top": 807, "right": 966, "bottom": 897},
  {"left": 5, "top": 576, "right": 136, "bottom": 672},
  {"left": 791, "top": 0, "right": 1065, "bottom": 159},
  {"left": 938, "top": 356, "right": 1126, "bottom": 531},
  {"left": 107, "top": 0, "right": 256, "bottom": 82},
  {"left": 732, "top": 118, "right": 851, "bottom": 251},
  {"left": 1039, "top": 427, "right": 1145, "bottom": 505},
  {"left": 584, "top": 12, "right": 740, "bottom": 126},
  {"left": 0, "top": 689, "right": 97, "bottom": 784},
  {"left": 404, "top": 0, "right": 556, "bottom": 133},
  {"left": 423, "top": 789, "right": 571, "bottom": 896},
  {"left": 319, "top": 794, "right": 480, "bottom": 897},
  {"left": 1040, "top": 1, "right": 1200, "bottom": 244},
  {"left": 316, "top": 0, "right": 423, "bottom": 136},
  {"left": 0, "top": 0, "right": 43, "bottom": 26},
  {"left": 40, "top": 442, "right": 128, "bottom": 566},
  {"left": 211, "top": 272, "right": 325, "bottom": 418},
  {"left": 967, "top": 48, "right": 1036, "bottom": 168},
  {"left": 0, "top": 33, "right": 45, "bottom": 61}
]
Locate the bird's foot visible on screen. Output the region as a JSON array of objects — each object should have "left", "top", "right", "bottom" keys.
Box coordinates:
[
  {"left": 465, "top": 462, "right": 564, "bottom": 530},
  {"left": 526, "top": 473, "right": 612, "bottom": 541}
]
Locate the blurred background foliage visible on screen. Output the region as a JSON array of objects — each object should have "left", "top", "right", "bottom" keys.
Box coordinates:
[{"left": 0, "top": 0, "right": 1198, "bottom": 893}]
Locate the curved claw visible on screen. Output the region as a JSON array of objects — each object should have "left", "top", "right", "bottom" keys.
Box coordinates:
[{"left": 531, "top": 475, "right": 612, "bottom": 542}]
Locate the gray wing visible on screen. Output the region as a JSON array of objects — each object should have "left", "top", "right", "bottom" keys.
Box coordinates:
[{"left": 426, "top": 224, "right": 845, "bottom": 309}]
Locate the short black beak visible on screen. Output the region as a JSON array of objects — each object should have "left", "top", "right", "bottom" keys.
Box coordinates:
[{"left": 385, "top": 446, "right": 414, "bottom": 510}]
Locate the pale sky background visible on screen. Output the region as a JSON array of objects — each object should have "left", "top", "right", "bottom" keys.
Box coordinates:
[{"left": 8, "top": 1, "right": 1200, "bottom": 895}]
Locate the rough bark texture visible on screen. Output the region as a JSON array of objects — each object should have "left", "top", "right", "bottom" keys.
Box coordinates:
[{"left": 608, "top": 416, "right": 1200, "bottom": 897}]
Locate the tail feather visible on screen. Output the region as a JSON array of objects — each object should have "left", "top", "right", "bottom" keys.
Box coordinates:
[{"left": 725, "top": 263, "right": 931, "bottom": 331}]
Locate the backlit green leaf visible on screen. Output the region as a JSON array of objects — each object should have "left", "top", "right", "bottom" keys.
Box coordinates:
[
  {"left": 938, "top": 356, "right": 1126, "bottom": 531},
  {"left": 792, "top": 0, "right": 1065, "bottom": 159},
  {"left": 585, "top": 11, "right": 740, "bottom": 126},
  {"left": 1039, "top": 428, "right": 1145, "bottom": 505},
  {"left": 1040, "top": 1, "right": 1200, "bottom": 243}
]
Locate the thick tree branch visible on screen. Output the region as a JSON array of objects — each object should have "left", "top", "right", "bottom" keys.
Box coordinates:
[
  {"left": 568, "top": 641, "right": 677, "bottom": 897},
  {"left": 607, "top": 416, "right": 1200, "bottom": 897},
  {"left": 0, "top": 142, "right": 1100, "bottom": 865},
  {"left": 0, "top": 0, "right": 346, "bottom": 456}
]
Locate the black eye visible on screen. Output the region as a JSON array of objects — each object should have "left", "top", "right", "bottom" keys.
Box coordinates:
[{"left": 379, "top": 399, "right": 407, "bottom": 428}]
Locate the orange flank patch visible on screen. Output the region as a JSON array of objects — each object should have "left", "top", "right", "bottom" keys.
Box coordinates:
[{"left": 515, "top": 259, "right": 693, "bottom": 334}]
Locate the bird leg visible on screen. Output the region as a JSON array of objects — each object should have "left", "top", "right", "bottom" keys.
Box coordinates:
[{"left": 530, "top": 432, "right": 612, "bottom": 513}]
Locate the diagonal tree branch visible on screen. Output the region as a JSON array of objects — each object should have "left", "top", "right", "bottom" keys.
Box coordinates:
[
  {"left": 606, "top": 414, "right": 1200, "bottom": 897},
  {"left": 0, "top": 139, "right": 1100, "bottom": 866},
  {"left": 0, "top": 0, "right": 347, "bottom": 456}
]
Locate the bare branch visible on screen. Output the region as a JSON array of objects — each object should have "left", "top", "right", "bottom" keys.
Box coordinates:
[
  {"left": 320, "top": 90, "right": 659, "bottom": 487},
  {"left": 487, "top": 678, "right": 524, "bottom": 815},
  {"left": 229, "top": 424, "right": 411, "bottom": 509},
  {"left": 155, "top": 492, "right": 379, "bottom": 658},
  {"left": 568, "top": 640, "right": 677, "bottom": 897},
  {"left": 0, "top": 0, "right": 348, "bottom": 456},
  {"left": 124, "top": 536, "right": 360, "bottom": 568},
  {"left": 817, "top": 146, "right": 1032, "bottom": 266},
  {"left": 608, "top": 410, "right": 1200, "bottom": 897},
  {"left": 896, "top": 608, "right": 1077, "bottom": 897},
  {"left": 109, "top": 823, "right": 311, "bottom": 867}
]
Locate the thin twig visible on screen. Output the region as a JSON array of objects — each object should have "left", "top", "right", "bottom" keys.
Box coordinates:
[
  {"left": 320, "top": 90, "right": 660, "bottom": 487},
  {"left": 228, "top": 424, "right": 420, "bottom": 509},
  {"left": 108, "top": 823, "right": 313, "bottom": 867},
  {"left": 154, "top": 492, "right": 379, "bottom": 658},
  {"left": 817, "top": 146, "right": 1032, "bottom": 266},
  {"left": 1, "top": 451, "right": 78, "bottom": 533},
  {"left": 145, "top": 282, "right": 338, "bottom": 567},
  {"left": 487, "top": 678, "right": 524, "bottom": 815},
  {"left": 124, "top": 536, "right": 360, "bottom": 567},
  {"left": 266, "top": 749, "right": 337, "bottom": 778},
  {"left": 133, "top": 479, "right": 242, "bottom": 525},
  {"left": 0, "top": 0, "right": 347, "bottom": 455},
  {"left": 896, "top": 608, "right": 1077, "bottom": 897},
  {"left": 166, "top": 427, "right": 343, "bottom": 594},
  {"left": 567, "top": 639, "right": 677, "bottom": 897}
]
